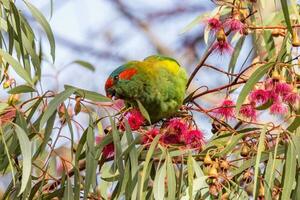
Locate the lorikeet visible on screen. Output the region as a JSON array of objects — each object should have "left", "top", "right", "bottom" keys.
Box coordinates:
[{"left": 105, "top": 55, "right": 188, "bottom": 122}]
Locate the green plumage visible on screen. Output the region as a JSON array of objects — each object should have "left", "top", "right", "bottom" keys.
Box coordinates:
[{"left": 106, "top": 55, "right": 188, "bottom": 122}]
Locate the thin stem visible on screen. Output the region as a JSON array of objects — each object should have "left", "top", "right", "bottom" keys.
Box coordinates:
[{"left": 186, "top": 47, "right": 214, "bottom": 88}]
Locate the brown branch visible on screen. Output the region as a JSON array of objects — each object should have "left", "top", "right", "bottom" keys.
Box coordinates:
[
  {"left": 191, "top": 80, "right": 247, "bottom": 100},
  {"left": 186, "top": 47, "right": 214, "bottom": 88}
]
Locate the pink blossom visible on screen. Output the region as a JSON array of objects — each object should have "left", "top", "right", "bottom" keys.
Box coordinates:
[
  {"left": 224, "top": 18, "right": 244, "bottom": 33},
  {"left": 283, "top": 92, "right": 300, "bottom": 105},
  {"left": 142, "top": 128, "right": 160, "bottom": 145},
  {"left": 102, "top": 143, "right": 115, "bottom": 159},
  {"left": 239, "top": 104, "right": 257, "bottom": 121},
  {"left": 161, "top": 119, "right": 189, "bottom": 144},
  {"left": 167, "top": 118, "right": 189, "bottom": 135},
  {"left": 122, "top": 109, "right": 145, "bottom": 131},
  {"left": 274, "top": 82, "right": 292, "bottom": 96},
  {"left": 181, "top": 129, "right": 204, "bottom": 148},
  {"left": 207, "top": 17, "right": 222, "bottom": 32},
  {"left": 96, "top": 136, "right": 115, "bottom": 159},
  {"left": 249, "top": 89, "right": 269, "bottom": 104},
  {"left": 267, "top": 90, "right": 280, "bottom": 102},
  {"left": 162, "top": 134, "right": 181, "bottom": 144},
  {"left": 212, "top": 41, "right": 233, "bottom": 55},
  {"left": 214, "top": 99, "right": 235, "bottom": 120},
  {"left": 270, "top": 102, "right": 288, "bottom": 115}
]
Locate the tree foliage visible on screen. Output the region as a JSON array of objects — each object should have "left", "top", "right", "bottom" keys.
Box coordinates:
[{"left": 0, "top": 0, "right": 300, "bottom": 199}]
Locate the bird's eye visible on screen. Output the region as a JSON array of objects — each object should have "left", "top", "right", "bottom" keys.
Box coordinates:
[{"left": 113, "top": 75, "right": 119, "bottom": 82}]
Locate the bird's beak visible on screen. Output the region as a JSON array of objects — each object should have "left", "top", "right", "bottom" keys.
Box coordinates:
[{"left": 106, "top": 88, "right": 116, "bottom": 99}]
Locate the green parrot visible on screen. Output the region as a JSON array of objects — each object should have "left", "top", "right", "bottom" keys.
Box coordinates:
[{"left": 105, "top": 55, "right": 188, "bottom": 122}]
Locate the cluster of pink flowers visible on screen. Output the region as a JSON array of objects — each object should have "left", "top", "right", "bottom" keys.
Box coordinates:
[
  {"left": 119, "top": 108, "right": 145, "bottom": 131},
  {"left": 213, "top": 78, "right": 299, "bottom": 121},
  {"left": 142, "top": 118, "right": 205, "bottom": 149},
  {"left": 206, "top": 13, "right": 245, "bottom": 55},
  {"left": 250, "top": 79, "right": 299, "bottom": 115}
]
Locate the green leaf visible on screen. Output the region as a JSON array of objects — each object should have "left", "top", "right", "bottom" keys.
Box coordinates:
[
  {"left": 139, "top": 135, "right": 160, "bottom": 199},
  {"left": 24, "top": 0, "right": 55, "bottom": 61},
  {"left": 64, "top": 85, "right": 111, "bottom": 102},
  {"left": 187, "top": 152, "right": 194, "bottom": 200},
  {"left": 287, "top": 110, "right": 300, "bottom": 132},
  {"left": 72, "top": 60, "right": 95, "bottom": 72},
  {"left": 280, "top": 0, "right": 293, "bottom": 34},
  {"left": 281, "top": 142, "right": 297, "bottom": 199},
  {"left": 228, "top": 37, "right": 245, "bottom": 82},
  {"left": 253, "top": 126, "right": 267, "bottom": 199},
  {"left": 84, "top": 124, "right": 97, "bottom": 200},
  {"left": 232, "top": 145, "right": 286, "bottom": 177},
  {"left": 33, "top": 111, "right": 56, "bottom": 160},
  {"left": 0, "top": 103, "right": 8, "bottom": 113},
  {"left": 214, "top": 134, "right": 245, "bottom": 157},
  {"left": 265, "top": 133, "right": 280, "bottom": 199},
  {"left": 39, "top": 88, "right": 76, "bottom": 130},
  {"left": 264, "top": 154, "right": 275, "bottom": 199},
  {"left": 63, "top": 177, "right": 74, "bottom": 200},
  {"left": 137, "top": 100, "right": 151, "bottom": 124},
  {"left": 180, "top": 13, "right": 208, "bottom": 34},
  {"left": 14, "top": 124, "right": 32, "bottom": 196},
  {"left": 263, "top": 31, "right": 276, "bottom": 60},
  {"left": 8, "top": 85, "right": 35, "bottom": 94},
  {"left": 0, "top": 49, "right": 33, "bottom": 85},
  {"left": 236, "top": 63, "right": 274, "bottom": 113},
  {"left": 255, "top": 99, "right": 273, "bottom": 110},
  {"left": 166, "top": 153, "right": 176, "bottom": 200},
  {"left": 153, "top": 160, "right": 166, "bottom": 200}
]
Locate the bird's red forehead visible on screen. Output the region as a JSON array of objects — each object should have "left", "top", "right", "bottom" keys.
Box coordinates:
[
  {"left": 119, "top": 68, "right": 137, "bottom": 80},
  {"left": 105, "top": 77, "right": 113, "bottom": 90}
]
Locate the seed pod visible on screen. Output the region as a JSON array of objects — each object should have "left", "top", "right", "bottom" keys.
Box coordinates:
[
  {"left": 3, "top": 80, "right": 11, "bottom": 89},
  {"left": 8, "top": 94, "right": 19, "bottom": 105},
  {"left": 240, "top": 145, "right": 250, "bottom": 157},
  {"left": 204, "top": 153, "right": 213, "bottom": 166},
  {"left": 243, "top": 170, "right": 253, "bottom": 183},
  {"left": 208, "top": 165, "right": 218, "bottom": 177},
  {"left": 272, "top": 70, "right": 281, "bottom": 81},
  {"left": 216, "top": 28, "right": 226, "bottom": 42},
  {"left": 74, "top": 101, "right": 81, "bottom": 115},
  {"left": 220, "top": 160, "right": 230, "bottom": 170},
  {"left": 292, "top": 29, "right": 300, "bottom": 47},
  {"left": 258, "top": 183, "right": 265, "bottom": 198},
  {"left": 221, "top": 192, "right": 229, "bottom": 200}
]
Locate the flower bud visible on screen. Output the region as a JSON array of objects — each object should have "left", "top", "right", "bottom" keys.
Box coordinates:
[
  {"left": 208, "top": 165, "right": 218, "bottom": 177},
  {"left": 292, "top": 29, "right": 300, "bottom": 47},
  {"left": 216, "top": 28, "right": 226, "bottom": 42},
  {"left": 204, "top": 153, "right": 213, "bottom": 166},
  {"left": 220, "top": 160, "right": 230, "bottom": 170},
  {"left": 271, "top": 69, "right": 281, "bottom": 81},
  {"left": 258, "top": 183, "right": 265, "bottom": 198},
  {"left": 3, "top": 80, "right": 11, "bottom": 89},
  {"left": 221, "top": 192, "right": 229, "bottom": 200},
  {"left": 74, "top": 101, "right": 81, "bottom": 115},
  {"left": 241, "top": 145, "right": 250, "bottom": 157},
  {"left": 8, "top": 94, "right": 19, "bottom": 105}
]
